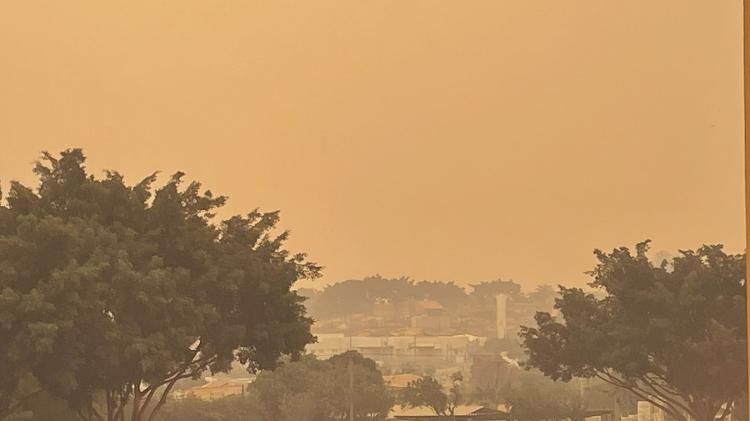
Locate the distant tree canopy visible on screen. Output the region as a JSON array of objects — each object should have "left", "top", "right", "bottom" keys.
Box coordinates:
[
  {"left": 252, "top": 351, "right": 392, "bottom": 421},
  {"left": 467, "top": 349, "right": 620, "bottom": 421},
  {"left": 469, "top": 279, "right": 523, "bottom": 303},
  {"left": 0, "top": 149, "right": 319, "bottom": 421},
  {"left": 520, "top": 241, "right": 746, "bottom": 421},
  {"left": 303, "top": 276, "right": 470, "bottom": 319},
  {"left": 399, "top": 372, "right": 463, "bottom": 418},
  {"left": 156, "top": 394, "right": 263, "bottom": 421},
  {"left": 303, "top": 275, "right": 552, "bottom": 321},
  {"left": 503, "top": 370, "right": 586, "bottom": 421}
]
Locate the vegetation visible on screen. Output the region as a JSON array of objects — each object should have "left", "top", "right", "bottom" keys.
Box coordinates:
[
  {"left": 400, "top": 372, "right": 463, "bottom": 418},
  {"left": 0, "top": 149, "right": 319, "bottom": 420},
  {"left": 253, "top": 351, "right": 392, "bottom": 421},
  {"left": 0, "top": 150, "right": 743, "bottom": 421},
  {"left": 302, "top": 275, "right": 555, "bottom": 321},
  {"left": 504, "top": 373, "right": 585, "bottom": 421},
  {"left": 157, "top": 394, "right": 262, "bottom": 421},
  {"left": 302, "top": 276, "right": 469, "bottom": 318},
  {"left": 468, "top": 340, "right": 629, "bottom": 421},
  {"left": 156, "top": 351, "right": 391, "bottom": 421},
  {"left": 520, "top": 241, "right": 746, "bottom": 421}
]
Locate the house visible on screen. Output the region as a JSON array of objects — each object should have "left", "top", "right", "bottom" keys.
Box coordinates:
[
  {"left": 383, "top": 373, "right": 422, "bottom": 389},
  {"left": 389, "top": 404, "right": 507, "bottom": 420},
  {"left": 183, "top": 378, "right": 252, "bottom": 401},
  {"left": 585, "top": 410, "right": 615, "bottom": 421},
  {"left": 307, "top": 333, "right": 485, "bottom": 364},
  {"left": 374, "top": 298, "right": 398, "bottom": 320}
]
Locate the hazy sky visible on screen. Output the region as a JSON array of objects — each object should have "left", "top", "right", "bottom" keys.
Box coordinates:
[{"left": 0, "top": 1, "right": 744, "bottom": 290}]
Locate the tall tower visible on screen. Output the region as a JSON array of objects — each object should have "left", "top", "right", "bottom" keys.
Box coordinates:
[{"left": 496, "top": 294, "right": 508, "bottom": 339}]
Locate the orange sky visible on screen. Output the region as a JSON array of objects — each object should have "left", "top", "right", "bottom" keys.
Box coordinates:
[{"left": 0, "top": 1, "right": 744, "bottom": 290}]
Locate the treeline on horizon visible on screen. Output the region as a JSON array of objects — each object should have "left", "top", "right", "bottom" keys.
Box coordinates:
[
  {"left": 299, "top": 276, "right": 557, "bottom": 320},
  {"left": 0, "top": 149, "right": 745, "bottom": 421}
]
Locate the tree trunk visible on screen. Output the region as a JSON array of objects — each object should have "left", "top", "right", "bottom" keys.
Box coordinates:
[{"left": 689, "top": 401, "right": 723, "bottom": 421}]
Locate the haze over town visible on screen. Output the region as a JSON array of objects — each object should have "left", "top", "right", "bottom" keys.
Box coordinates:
[
  {"left": 0, "top": 2, "right": 746, "bottom": 421},
  {"left": 0, "top": 1, "right": 744, "bottom": 292}
]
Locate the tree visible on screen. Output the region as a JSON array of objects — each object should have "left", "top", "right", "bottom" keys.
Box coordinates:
[
  {"left": 305, "top": 276, "right": 469, "bottom": 320},
  {"left": 526, "top": 285, "right": 556, "bottom": 307},
  {"left": 156, "top": 393, "right": 263, "bottom": 421},
  {"left": 0, "top": 149, "right": 320, "bottom": 421},
  {"left": 468, "top": 352, "right": 514, "bottom": 406},
  {"left": 469, "top": 279, "right": 523, "bottom": 304},
  {"left": 502, "top": 369, "right": 585, "bottom": 421},
  {"left": 401, "top": 372, "right": 463, "bottom": 419},
  {"left": 466, "top": 347, "right": 593, "bottom": 421},
  {"left": 520, "top": 241, "right": 747, "bottom": 421},
  {"left": 411, "top": 281, "right": 468, "bottom": 312},
  {"left": 0, "top": 170, "right": 113, "bottom": 418},
  {"left": 305, "top": 276, "right": 414, "bottom": 319},
  {"left": 401, "top": 377, "right": 448, "bottom": 417},
  {"left": 327, "top": 351, "right": 394, "bottom": 420},
  {"left": 252, "top": 351, "right": 392, "bottom": 421}
]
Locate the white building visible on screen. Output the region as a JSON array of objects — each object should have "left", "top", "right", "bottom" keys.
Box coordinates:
[{"left": 306, "top": 333, "right": 486, "bottom": 365}]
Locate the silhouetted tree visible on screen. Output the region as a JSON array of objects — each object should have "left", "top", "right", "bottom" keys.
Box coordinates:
[
  {"left": 520, "top": 241, "right": 746, "bottom": 421},
  {"left": 253, "top": 352, "right": 392, "bottom": 421},
  {"left": 401, "top": 372, "right": 463, "bottom": 419},
  {"left": 306, "top": 276, "right": 468, "bottom": 319},
  {"left": 469, "top": 279, "right": 523, "bottom": 306},
  {"left": 0, "top": 149, "right": 320, "bottom": 421},
  {"left": 156, "top": 394, "right": 263, "bottom": 421}
]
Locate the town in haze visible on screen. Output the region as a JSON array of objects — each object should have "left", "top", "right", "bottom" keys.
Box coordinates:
[
  {"left": 0, "top": 2, "right": 746, "bottom": 421},
  {"left": 0, "top": 149, "right": 743, "bottom": 421}
]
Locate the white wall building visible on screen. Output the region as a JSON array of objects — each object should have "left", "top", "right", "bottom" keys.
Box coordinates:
[{"left": 306, "top": 333, "right": 486, "bottom": 365}]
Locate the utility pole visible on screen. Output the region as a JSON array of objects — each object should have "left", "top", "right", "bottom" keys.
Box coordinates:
[{"left": 349, "top": 354, "right": 355, "bottom": 421}]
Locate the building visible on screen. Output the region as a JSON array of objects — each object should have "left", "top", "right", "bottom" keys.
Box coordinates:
[
  {"left": 307, "top": 333, "right": 486, "bottom": 368},
  {"left": 585, "top": 410, "right": 616, "bottom": 421},
  {"left": 389, "top": 404, "right": 507, "bottom": 420},
  {"left": 374, "top": 297, "right": 398, "bottom": 320},
  {"left": 181, "top": 378, "right": 252, "bottom": 401},
  {"left": 398, "top": 299, "right": 444, "bottom": 319},
  {"left": 383, "top": 373, "right": 422, "bottom": 389}
]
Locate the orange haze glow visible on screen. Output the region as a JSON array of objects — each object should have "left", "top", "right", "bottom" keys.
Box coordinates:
[{"left": 0, "top": 1, "right": 744, "bottom": 290}]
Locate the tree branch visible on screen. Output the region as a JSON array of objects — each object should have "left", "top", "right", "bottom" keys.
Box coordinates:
[
  {"left": 130, "top": 381, "right": 142, "bottom": 421},
  {"left": 637, "top": 374, "right": 694, "bottom": 418},
  {"left": 113, "top": 386, "right": 131, "bottom": 421},
  {"left": 89, "top": 404, "right": 105, "bottom": 421},
  {"left": 140, "top": 355, "right": 218, "bottom": 421},
  {"left": 717, "top": 401, "right": 734, "bottom": 421},
  {"left": 136, "top": 385, "right": 160, "bottom": 419},
  {"left": 146, "top": 376, "right": 183, "bottom": 421},
  {"left": 595, "top": 371, "right": 688, "bottom": 421}
]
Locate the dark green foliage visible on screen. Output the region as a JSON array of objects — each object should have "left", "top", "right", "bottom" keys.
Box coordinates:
[
  {"left": 526, "top": 285, "right": 556, "bottom": 306},
  {"left": 503, "top": 371, "right": 584, "bottom": 421},
  {"left": 468, "top": 352, "right": 515, "bottom": 406},
  {"left": 469, "top": 279, "right": 523, "bottom": 303},
  {"left": 401, "top": 377, "right": 448, "bottom": 416},
  {"left": 467, "top": 349, "right": 595, "bottom": 421},
  {"left": 305, "top": 276, "right": 469, "bottom": 319},
  {"left": 6, "top": 390, "right": 80, "bottom": 421},
  {"left": 0, "top": 149, "right": 319, "bottom": 420},
  {"left": 156, "top": 394, "right": 263, "bottom": 421},
  {"left": 400, "top": 372, "right": 463, "bottom": 417},
  {"left": 157, "top": 352, "right": 394, "bottom": 421},
  {"left": 520, "top": 241, "right": 747, "bottom": 421},
  {"left": 252, "top": 351, "right": 392, "bottom": 421}
]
